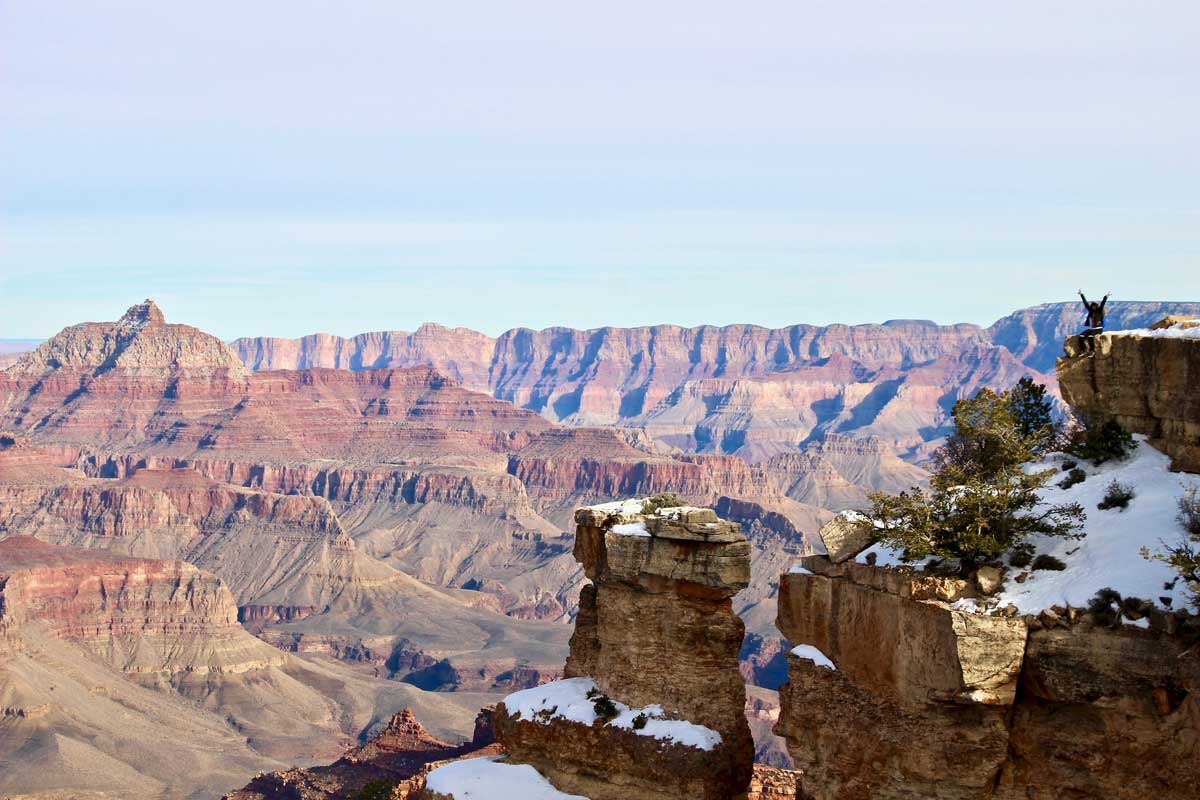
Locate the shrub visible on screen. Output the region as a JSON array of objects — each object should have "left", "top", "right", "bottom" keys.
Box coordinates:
[
  {"left": 632, "top": 712, "right": 649, "bottom": 730},
  {"left": 865, "top": 384, "right": 1085, "bottom": 572},
  {"left": 1031, "top": 554, "right": 1066, "bottom": 571},
  {"left": 1143, "top": 484, "right": 1200, "bottom": 610},
  {"left": 591, "top": 694, "right": 618, "bottom": 720},
  {"left": 354, "top": 780, "right": 399, "bottom": 800},
  {"left": 1008, "top": 542, "right": 1035, "bottom": 569},
  {"left": 1069, "top": 418, "right": 1136, "bottom": 465},
  {"left": 1179, "top": 485, "right": 1200, "bottom": 537},
  {"left": 1058, "top": 468, "right": 1087, "bottom": 490},
  {"left": 1088, "top": 587, "right": 1122, "bottom": 626},
  {"left": 641, "top": 492, "right": 687, "bottom": 515},
  {"left": 1120, "top": 595, "right": 1151, "bottom": 617},
  {"left": 1097, "top": 480, "right": 1135, "bottom": 511}
]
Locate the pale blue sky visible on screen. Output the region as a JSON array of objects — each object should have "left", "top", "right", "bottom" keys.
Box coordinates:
[{"left": 2, "top": 1, "right": 1197, "bottom": 339}]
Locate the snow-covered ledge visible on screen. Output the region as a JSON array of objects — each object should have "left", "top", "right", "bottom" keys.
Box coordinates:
[{"left": 503, "top": 677, "right": 723, "bottom": 751}]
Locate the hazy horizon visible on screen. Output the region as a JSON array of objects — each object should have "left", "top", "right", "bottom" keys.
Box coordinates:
[{"left": 3, "top": 2, "right": 1197, "bottom": 338}]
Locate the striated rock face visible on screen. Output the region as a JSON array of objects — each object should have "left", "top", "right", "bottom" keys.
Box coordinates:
[
  {"left": 1058, "top": 323, "right": 1200, "bottom": 472},
  {"left": 775, "top": 558, "right": 1200, "bottom": 800},
  {"left": 0, "top": 535, "right": 283, "bottom": 674},
  {"left": 490, "top": 501, "right": 755, "bottom": 800},
  {"left": 230, "top": 303, "right": 1200, "bottom": 462}
]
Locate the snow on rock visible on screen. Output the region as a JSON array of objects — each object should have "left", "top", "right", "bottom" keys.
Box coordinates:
[
  {"left": 859, "top": 437, "right": 1196, "bottom": 614},
  {"left": 425, "top": 755, "right": 588, "bottom": 800},
  {"left": 582, "top": 498, "right": 648, "bottom": 514},
  {"left": 502, "top": 677, "right": 722, "bottom": 751},
  {"left": 1109, "top": 323, "right": 1200, "bottom": 340},
  {"left": 787, "top": 565, "right": 815, "bottom": 575},
  {"left": 612, "top": 521, "right": 650, "bottom": 537},
  {"left": 790, "top": 644, "right": 836, "bottom": 671}
]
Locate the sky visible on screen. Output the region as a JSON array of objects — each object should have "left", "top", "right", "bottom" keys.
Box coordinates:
[{"left": 1, "top": 1, "right": 1197, "bottom": 340}]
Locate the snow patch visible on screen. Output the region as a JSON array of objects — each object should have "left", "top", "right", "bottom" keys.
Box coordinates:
[
  {"left": 582, "top": 498, "right": 648, "bottom": 514},
  {"left": 612, "top": 521, "right": 650, "bottom": 537},
  {"left": 502, "top": 677, "right": 722, "bottom": 751},
  {"left": 425, "top": 755, "right": 588, "bottom": 800},
  {"left": 1109, "top": 323, "right": 1200, "bottom": 339},
  {"left": 788, "top": 565, "right": 815, "bottom": 575},
  {"left": 861, "top": 437, "right": 1196, "bottom": 614},
  {"left": 790, "top": 644, "right": 836, "bottom": 671}
]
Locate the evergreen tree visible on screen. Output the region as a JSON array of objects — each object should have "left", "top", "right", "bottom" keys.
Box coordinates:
[{"left": 863, "top": 383, "right": 1085, "bottom": 571}]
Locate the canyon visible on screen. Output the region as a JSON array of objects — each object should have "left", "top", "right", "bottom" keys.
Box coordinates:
[{"left": 4, "top": 299, "right": 1199, "bottom": 798}]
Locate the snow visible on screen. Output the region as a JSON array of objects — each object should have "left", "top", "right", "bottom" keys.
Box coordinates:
[
  {"left": 790, "top": 644, "right": 836, "bottom": 670},
  {"left": 612, "top": 521, "right": 650, "bottom": 537},
  {"left": 788, "top": 565, "right": 815, "bottom": 575},
  {"left": 1109, "top": 323, "right": 1200, "bottom": 339},
  {"left": 582, "top": 498, "right": 648, "bottom": 514},
  {"left": 655, "top": 505, "right": 705, "bottom": 519},
  {"left": 424, "top": 755, "right": 588, "bottom": 800},
  {"left": 502, "top": 677, "right": 722, "bottom": 751},
  {"left": 862, "top": 437, "right": 1197, "bottom": 614}
]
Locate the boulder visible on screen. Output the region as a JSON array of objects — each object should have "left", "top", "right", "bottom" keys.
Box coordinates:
[{"left": 817, "top": 511, "right": 874, "bottom": 563}]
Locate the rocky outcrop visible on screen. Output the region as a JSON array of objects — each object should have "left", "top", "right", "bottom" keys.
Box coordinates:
[
  {"left": 487, "top": 501, "right": 756, "bottom": 800},
  {"left": 1058, "top": 320, "right": 1200, "bottom": 472},
  {"left": 226, "top": 707, "right": 501, "bottom": 800},
  {"left": 775, "top": 557, "right": 1200, "bottom": 800}
]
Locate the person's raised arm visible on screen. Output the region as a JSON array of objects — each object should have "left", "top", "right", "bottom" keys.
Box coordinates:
[
  {"left": 1099, "top": 293, "right": 1109, "bottom": 313},
  {"left": 1079, "top": 289, "right": 1090, "bottom": 311}
]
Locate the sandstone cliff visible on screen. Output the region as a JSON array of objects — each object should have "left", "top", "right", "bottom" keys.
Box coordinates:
[
  {"left": 774, "top": 557, "right": 1200, "bottom": 799},
  {"left": 480, "top": 500, "right": 757, "bottom": 800},
  {"left": 1058, "top": 319, "right": 1200, "bottom": 472}
]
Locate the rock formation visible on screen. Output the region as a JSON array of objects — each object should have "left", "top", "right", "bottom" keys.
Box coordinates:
[
  {"left": 226, "top": 707, "right": 501, "bottom": 800},
  {"left": 483, "top": 499, "right": 756, "bottom": 800},
  {"left": 774, "top": 554, "right": 1200, "bottom": 799},
  {"left": 1058, "top": 318, "right": 1200, "bottom": 472}
]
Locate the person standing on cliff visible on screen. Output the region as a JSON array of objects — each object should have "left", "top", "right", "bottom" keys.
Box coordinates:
[{"left": 1077, "top": 290, "right": 1110, "bottom": 356}]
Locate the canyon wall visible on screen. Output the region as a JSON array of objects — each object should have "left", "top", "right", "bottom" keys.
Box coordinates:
[{"left": 231, "top": 302, "right": 1200, "bottom": 461}]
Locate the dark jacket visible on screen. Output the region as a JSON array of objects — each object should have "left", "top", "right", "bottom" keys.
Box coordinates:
[{"left": 1080, "top": 292, "right": 1108, "bottom": 329}]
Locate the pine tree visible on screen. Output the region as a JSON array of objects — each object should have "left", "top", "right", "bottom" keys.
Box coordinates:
[{"left": 863, "top": 383, "right": 1085, "bottom": 572}]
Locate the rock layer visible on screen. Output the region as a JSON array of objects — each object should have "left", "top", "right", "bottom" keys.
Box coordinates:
[{"left": 774, "top": 558, "right": 1200, "bottom": 800}]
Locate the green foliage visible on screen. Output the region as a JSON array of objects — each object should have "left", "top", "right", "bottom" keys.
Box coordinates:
[
  {"left": 863, "top": 383, "right": 1085, "bottom": 570},
  {"left": 632, "top": 712, "right": 649, "bottom": 730},
  {"left": 591, "top": 694, "right": 618, "bottom": 720},
  {"left": 353, "top": 779, "right": 398, "bottom": 800},
  {"left": 1008, "top": 377, "right": 1056, "bottom": 449},
  {"left": 1097, "top": 480, "right": 1135, "bottom": 511},
  {"left": 641, "top": 492, "right": 687, "bottom": 515},
  {"left": 1058, "top": 468, "right": 1087, "bottom": 490},
  {"left": 1179, "top": 485, "right": 1200, "bottom": 536},
  {"left": 1069, "top": 418, "right": 1136, "bottom": 465},
  {"left": 1008, "top": 542, "right": 1035, "bottom": 569},
  {"left": 1031, "top": 554, "right": 1067, "bottom": 571},
  {"left": 1143, "top": 485, "right": 1200, "bottom": 610}
]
